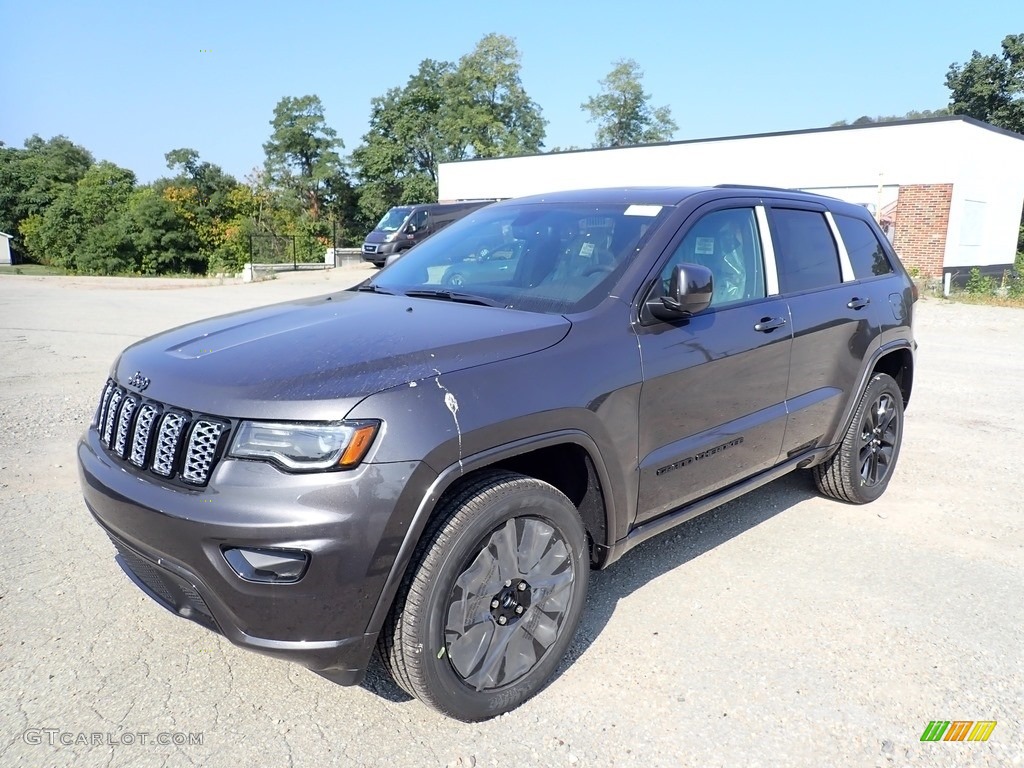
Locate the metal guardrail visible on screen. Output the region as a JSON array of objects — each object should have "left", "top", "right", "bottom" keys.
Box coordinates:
[{"left": 247, "top": 248, "right": 365, "bottom": 278}]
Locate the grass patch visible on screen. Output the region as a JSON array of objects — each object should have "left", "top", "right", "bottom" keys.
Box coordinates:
[
  {"left": 0, "top": 264, "right": 68, "bottom": 276},
  {"left": 937, "top": 292, "right": 1024, "bottom": 309}
]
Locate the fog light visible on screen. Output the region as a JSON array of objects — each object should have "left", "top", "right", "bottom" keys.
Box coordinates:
[{"left": 223, "top": 547, "right": 309, "bottom": 583}]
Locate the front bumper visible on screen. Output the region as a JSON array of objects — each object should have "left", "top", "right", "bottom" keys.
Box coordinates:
[
  {"left": 361, "top": 241, "right": 397, "bottom": 265},
  {"left": 78, "top": 427, "right": 433, "bottom": 683}
]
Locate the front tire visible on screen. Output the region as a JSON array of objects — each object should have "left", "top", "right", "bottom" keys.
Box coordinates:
[
  {"left": 813, "top": 372, "right": 904, "bottom": 504},
  {"left": 378, "top": 471, "right": 589, "bottom": 721}
]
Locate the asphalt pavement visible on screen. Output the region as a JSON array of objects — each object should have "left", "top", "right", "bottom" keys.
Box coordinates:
[{"left": 0, "top": 267, "right": 1021, "bottom": 767}]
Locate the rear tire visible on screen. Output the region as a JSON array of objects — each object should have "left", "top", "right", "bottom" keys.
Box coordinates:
[
  {"left": 813, "top": 373, "right": 904, "bottom": 504},
  {"left": 378, "top": 470, "right": 589, "bottom": 721}
]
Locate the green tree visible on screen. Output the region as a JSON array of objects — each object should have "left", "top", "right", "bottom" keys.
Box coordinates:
[
  {"left": 126, "top": 186, "right": 202, "bottom": 274},
  {"left": 351, "top": 34, "right": 546, "bottom": 225},
  {"left": 446, "top": 33, "right": 547, "bottom": 159},
  {"left": 27, "top": 161, "right": 137, "bottom": 274},
  {"left": 71, "top": 161, "right": 138, "bottom": 274},
  {"left": 946, "top": 33, "right": 1024, "bottom": 134},
  {"left": 263, "top": 95, "right": 347, "bottom": 222},
  {"left": 582, "top": 59, "right": 677, "bottom": 147},
  {"left": 351, "top": 59, "right": 456, "bottom": 225},
  {"left": 161, "top": 147, "right": 245, "bottom": 271},
  {"left": 0, "top": 135, "right": 94, "bottom": 258},
  {"left": 830, "top": 108, "right": 949, "bottom": 127}
]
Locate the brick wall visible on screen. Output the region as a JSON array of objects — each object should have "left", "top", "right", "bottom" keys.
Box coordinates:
[{"left": 891, "top": 184, "right": 953, "bottom": 277}]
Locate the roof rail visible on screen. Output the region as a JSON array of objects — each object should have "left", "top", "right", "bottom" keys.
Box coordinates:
[{"left": 714, "top": 183, "right": 801, "bottom": 192}]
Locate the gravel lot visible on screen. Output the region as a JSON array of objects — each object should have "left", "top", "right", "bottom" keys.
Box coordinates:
[{"left": 1, "top": 268, "right": 1021, "bottom": 767}]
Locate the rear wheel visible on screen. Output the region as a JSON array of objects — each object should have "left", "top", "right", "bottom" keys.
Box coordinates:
[
  {"left": 814, "top": 373, "right": 904, "bottom": 503},
  {"left": 379, "top": 471, "right": 589, "bottom": 721}
]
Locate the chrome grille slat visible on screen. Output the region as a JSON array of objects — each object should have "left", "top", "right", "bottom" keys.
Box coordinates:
[
  {"left": 152, "top": 413, "right": 187, "bottom": 477},
  {"left": 182, "top": 421, "right": 224, "bottom": 484},
  {"left": 96, "top": 381, "right": 115, "bottom": 429},
  {"left": 114, "top": 396, "right": 138, "bottom": 456},
  {"left": 129, "top": 404, "right": 159, "bottom": 467},
  {"left": 102, "top": 388, "right": 124, "bottom": 447}
]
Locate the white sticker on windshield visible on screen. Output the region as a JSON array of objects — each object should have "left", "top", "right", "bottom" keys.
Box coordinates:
[
  {"left": 624, "top": 204, "right": 662, "bottom": 217},
  {"left": 579, "top": 242, "right": 595, "bottom": 257},
  {"left": 695, "top": 237, "right": 715, "bottom": 255}
]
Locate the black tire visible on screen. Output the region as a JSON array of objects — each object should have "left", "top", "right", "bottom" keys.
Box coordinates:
[
  {"left": 378, "top": 470, "right": 589, "bottom": 721},
  {"left": 813, "top": 373, "right": 904, "bottom": 504}
]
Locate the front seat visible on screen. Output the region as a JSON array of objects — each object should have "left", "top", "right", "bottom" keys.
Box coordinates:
[
  {"left": 710, "top": 224, "right": 748, "bottom": 303},
  {"left": 550, "top": 231, "right": 616, "bottom": 282}
]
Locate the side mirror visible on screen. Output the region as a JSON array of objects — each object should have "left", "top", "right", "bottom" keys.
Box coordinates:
[
  {"left": 646, "top": 263, "right": 713, "bottom": 321},
  {"left": 406, "top": 224, "right": 417, "bottom": 234}
]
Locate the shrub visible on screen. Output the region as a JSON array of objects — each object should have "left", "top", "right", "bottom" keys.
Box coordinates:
[
  {"left": 1008, "top": 250, "right": 1024, "bottom": 298},
  {"left": 964, "top": 267, "right": 995, "bottom": 295}
]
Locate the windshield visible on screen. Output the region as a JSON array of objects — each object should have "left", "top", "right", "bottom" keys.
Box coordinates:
[
  {"left": 368, "top": 201, "right": 670, "bottom": 314},
  {"left": 375, "top": 207, "right": 413, "bottom": 232}
]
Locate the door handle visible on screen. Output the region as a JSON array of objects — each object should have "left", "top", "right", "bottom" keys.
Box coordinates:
[
  {"left": 847, "top": 297, "right": 870, "bottom": 310},
  {"left": 754, "top": 316, "right": 787, "bottom": 332}
]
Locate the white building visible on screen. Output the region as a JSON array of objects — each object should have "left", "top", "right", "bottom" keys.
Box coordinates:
[
  {"left": 0, "top": 232, "right": 13, "bottom": 265},
  {"left": 438, "top": 117, "right": 1024, "bottom": 281}
]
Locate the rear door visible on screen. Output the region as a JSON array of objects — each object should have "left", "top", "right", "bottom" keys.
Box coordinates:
[
  {"left": 634, "top": 202, "right": 792, "bottom": 524},
  {"left": 765, "top": 202, "right": 897, "bottom": 456}
]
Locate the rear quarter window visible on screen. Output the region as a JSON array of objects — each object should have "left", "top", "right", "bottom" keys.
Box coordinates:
[{"left": 834, "top": 214, "right": 894, "bottom": 279}]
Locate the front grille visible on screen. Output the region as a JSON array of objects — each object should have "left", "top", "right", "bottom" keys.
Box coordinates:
[
  {"left": 94, "top": 380, "right": 229, "bottom": 486},
  {"left": 109, "top": 534, "right": 220, "bottom": 633}
]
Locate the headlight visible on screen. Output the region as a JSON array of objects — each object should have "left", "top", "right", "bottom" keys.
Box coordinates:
[
  {"left": 228, "top": 420, "right": 379, "bottom": 471},
  {"left": 384, "top": 232, "right": 398, "bottom": 243}
]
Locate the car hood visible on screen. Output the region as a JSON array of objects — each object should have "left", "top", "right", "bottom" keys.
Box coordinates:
[
  {"left": 363, "top": 230, "right": 390, "bottom": 244},
  {"left": 112, "top": 291, "right": 571, "bottom": 420}
]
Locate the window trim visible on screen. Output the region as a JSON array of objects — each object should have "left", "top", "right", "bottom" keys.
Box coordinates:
[
  {"left": 755, "top": 204, "right": 780, "bottom": 296},
  {"left": 824, "top": 211, "right": 855, "bottom": 282}
]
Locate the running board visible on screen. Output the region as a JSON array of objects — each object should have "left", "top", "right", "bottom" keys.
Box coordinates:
[{"left": 599, "top": 446, "right": 834, "bottom": 566}]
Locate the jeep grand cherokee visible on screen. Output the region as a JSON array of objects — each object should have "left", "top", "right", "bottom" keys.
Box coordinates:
[{"left": 78, "top": 186, "right": 916, "bottom": 721}]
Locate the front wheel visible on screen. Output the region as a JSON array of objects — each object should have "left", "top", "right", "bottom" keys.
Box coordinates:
[
  {"left": 378, "top": 471, "right": 589, "bottom": 721},
  {"left": 813, "top": 372, "right": 904, "bottom": 504}
]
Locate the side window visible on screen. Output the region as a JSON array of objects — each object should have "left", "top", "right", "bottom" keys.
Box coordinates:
[
  {"left": 771, "top": 208, "right": 841, "bottom": 293},
  {"left": 659, "top": 207, "right": 765, "bottom": 307},
  {"left": 408, "top": 210, "right": 429, "bottom": 231},
  {"left": 834, "top": 214, "right": 894, "bottom": 279}
]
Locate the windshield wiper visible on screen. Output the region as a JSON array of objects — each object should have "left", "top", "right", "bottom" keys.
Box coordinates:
[{"left": 403, "top": 289, "right": 502, "bottom": 307}]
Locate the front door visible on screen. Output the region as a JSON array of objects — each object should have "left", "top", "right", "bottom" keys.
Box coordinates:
[{"left": 634, "top": 204, "right": 792, "bottom": 525}]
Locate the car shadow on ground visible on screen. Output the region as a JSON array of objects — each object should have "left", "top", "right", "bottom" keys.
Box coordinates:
[{"left": 356, "top": 470, "right": 822, "bottom": 704}]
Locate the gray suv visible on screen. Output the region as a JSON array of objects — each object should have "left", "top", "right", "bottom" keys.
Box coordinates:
[{"left": 78, "top": 186, "right": 916, "bottom": 721}]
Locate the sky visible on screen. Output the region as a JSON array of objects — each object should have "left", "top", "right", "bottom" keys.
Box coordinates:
[{"left": 1, "top": 0, "right": 1019, "bottom": 184}]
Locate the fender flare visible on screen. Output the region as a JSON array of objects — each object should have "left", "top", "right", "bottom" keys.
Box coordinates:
[
  {"left": 364, "top": 429, "right": 617, "bottom": 635},
  {"left": 823, "top": 339, "right": 915, "bottom": 453}
]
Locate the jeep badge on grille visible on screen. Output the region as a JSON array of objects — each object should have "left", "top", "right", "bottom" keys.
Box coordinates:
[{"left": 127, "top": 371, "right": 151, "bottom": 391}]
